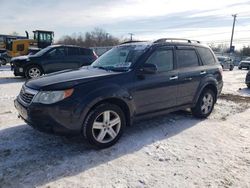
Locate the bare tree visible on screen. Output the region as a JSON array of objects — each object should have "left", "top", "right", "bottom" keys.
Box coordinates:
[{"left": 57, "top": 28, "right": 120, "bottom": 47}]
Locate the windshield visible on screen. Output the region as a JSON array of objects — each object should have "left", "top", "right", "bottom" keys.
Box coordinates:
[
  {"left": 91, "top": 44, "right": 149, "bottom": 71},
  {"left": 34, "top": 46, "right": 53, "bottom": 56},
  {"left": 244, "top": 57, "right": 250, "bottom": 61}
]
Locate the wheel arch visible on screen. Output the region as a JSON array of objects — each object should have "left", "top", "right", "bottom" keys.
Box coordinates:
[
  {"left": 25, "top": 63, "right": 44, "bottom": 74},
  {"left": 83, "top": 97, "right": 132, "bottom": 128},
  {"left": 193, "top": 81, "right": 218, "bottom": 106}
]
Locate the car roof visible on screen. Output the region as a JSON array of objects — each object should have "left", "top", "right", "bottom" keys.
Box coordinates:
[
  {"left": 49, "top": 44, "right": 92, "bottom": 50},
  {"left": 119, "top": 38, "right": 210, "bottom": 49}
]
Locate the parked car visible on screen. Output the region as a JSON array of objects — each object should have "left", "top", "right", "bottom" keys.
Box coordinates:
[
  {"left": 246, "top": 71, "right": 250, "bottom": 88},
  {"left": 11, "top": 45, "right": 98, "bottom": 78},
  {"left": 217, "top": 56, "right": 234, "bottom": 71},
  {"left": 14, "top": 38, "right": 223, "bottom": 148},
  {"left": 0, "top": 52, "right": 7, "bottom": 66},
  {"left": 238, "top": 57, "right": 250, "bottom": 70}
]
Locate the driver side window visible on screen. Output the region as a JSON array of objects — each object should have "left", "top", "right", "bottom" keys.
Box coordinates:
[
  {"left": 146, "top": 49, "right": 173, "bottom": 72},
  {"left": 48, "top": 47, "right": 65, "bottom": 58}
]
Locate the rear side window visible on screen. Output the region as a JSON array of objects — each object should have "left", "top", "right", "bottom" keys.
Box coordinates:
[
  {"left": 146, "top": 49, "right": 173, "bottom": 72},
  {"left": 68, "top": 47, "right": 79, "bottom": 56},
  {"left": 197, "top": 47, "right": 216, "bottom": 65},
  {"left": 176, "top": 49, "right": 199, "bottom": 68},
  {"left": 80, "top": 48, "right": 93, "bottom": 56},
  {"left": 48, "top": 47, "right": 66, "bottom": 57}
]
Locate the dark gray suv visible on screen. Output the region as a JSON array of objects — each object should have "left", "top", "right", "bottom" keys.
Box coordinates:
[
  {"left": 11, "top": 45, "right": 98, "bottom": 78},
  {"left": 15, "top": 38, "right": 223, "bottom": 148}
]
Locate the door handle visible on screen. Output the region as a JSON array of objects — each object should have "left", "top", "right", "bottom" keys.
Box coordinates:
[
  {"left": 184, "top": 77, "right": 192, "bottom": 81},
  {"left": 200, "top": 71, "right": 206, "bottom": 75},
  {"left": 169, "top": 75, "right": 178, "bottom": 80}
]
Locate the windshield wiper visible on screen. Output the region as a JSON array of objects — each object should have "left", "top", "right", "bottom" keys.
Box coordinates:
[{"left": 93, "top": 66, "right": 129, "bottom": 72}]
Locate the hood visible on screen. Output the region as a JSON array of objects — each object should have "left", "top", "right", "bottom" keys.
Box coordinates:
[
  {"left": 11, "top": 54, "right": 38, "bottom": 62},
  {"left": 25, "top": 67, "right": 122, "bottom": 90},
  {"left": 11, "top": 55, "right": 29, "bottom": 61},
  {"left": 240, "top": 60, "right": 250, "bottom": 63}
]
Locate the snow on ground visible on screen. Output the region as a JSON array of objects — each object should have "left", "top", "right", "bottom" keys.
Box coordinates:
[{"left": 0, "top": 66, "right": 249, "bottom": 188}]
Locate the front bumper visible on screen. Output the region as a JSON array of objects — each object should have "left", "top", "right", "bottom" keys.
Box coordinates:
[
  {"left": 12, "top": 65, "right": 25, "bottom": 76},
  {"left": 14, "top": 98, "right": 82, "bottom": 135}
]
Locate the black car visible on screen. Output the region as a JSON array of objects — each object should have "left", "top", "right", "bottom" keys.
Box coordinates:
[
  {"left": 11, "top": 45, "right": 98, "bottom": 78},
  {"left": 14, "top": 38, "right": 223, "bottom": 148},
  {"left": 246, "top": 71, "right": 250, "bottom": 88}
]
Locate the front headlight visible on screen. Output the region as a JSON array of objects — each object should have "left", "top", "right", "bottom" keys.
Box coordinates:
[{"left": 33, "top": 88, "right": 74, "bottom": 104}]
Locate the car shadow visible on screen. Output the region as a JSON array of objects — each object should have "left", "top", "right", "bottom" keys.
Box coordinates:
[
  {"left": 238, "top": 87, "right": 250, "bottom": 96},
  {"left": 0, "top": 111, "right": 201, "bottom": 187},
  {"left": 0, "top": 77, "right": 26, "bottom": 84}
]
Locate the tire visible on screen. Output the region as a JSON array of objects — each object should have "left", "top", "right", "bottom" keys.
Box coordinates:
[
  {"left": 25, "top": 65, "right": 42, "bottom": 79},
  {"left": 0, "top": 58, "right": 7, "bottom": 65},
  {"left": 191, "top": 89, "right": 216, "bottom": 118},
  {"left": 229, "top": 65, "right": 234, "bottom": 71},
  {"left": 83, "top": 103, "right": 126, "bottom": 149},
  {"left": 247, "top": 84, "right": 250, "bottom": 88}
]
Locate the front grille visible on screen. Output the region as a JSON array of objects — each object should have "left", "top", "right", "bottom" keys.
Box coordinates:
[{"left": 18, "top": 86, "right": 38, "bottom": 105}]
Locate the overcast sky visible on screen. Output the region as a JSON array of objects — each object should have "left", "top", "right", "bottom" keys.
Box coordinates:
[{"left": 0, "top": 0, "right": 250, "bottom": 47}]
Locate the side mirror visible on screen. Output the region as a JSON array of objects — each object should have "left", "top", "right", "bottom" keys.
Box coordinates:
[{"left": 139, "top": 63, "right": 157, "bottom": 74}]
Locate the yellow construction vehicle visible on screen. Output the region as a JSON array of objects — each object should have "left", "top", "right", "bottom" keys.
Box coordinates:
[{"left": 6, "top": 30, "right": 54, "bottom": 60}]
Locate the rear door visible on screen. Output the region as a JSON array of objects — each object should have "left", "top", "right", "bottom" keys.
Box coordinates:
[
  {"left": 79, "top": 48, "right": 96, "bottom": 66},
  {"left": 132, "top": 47, "right": 178, "bottom": 115},
  {"left": 175, "top": 46, "right": 205, "bottom": 106},
  {"left": 63, "top": 47, "right": 81, "bottom": 69}
]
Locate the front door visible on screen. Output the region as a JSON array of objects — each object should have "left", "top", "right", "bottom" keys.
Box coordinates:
[
  {"left": 42, "top": 47, "right": 67, "bottom": 73},
  {"left": 132, "top": 47, "right": 178, "bottom": 115}
]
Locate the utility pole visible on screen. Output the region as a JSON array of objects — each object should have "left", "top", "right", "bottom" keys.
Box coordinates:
[
  {"left": 230, "top": 14, "right": 237, "bottom": 52},
  {"left": 128, "top": 33, "right": 134, "bottom": 41}
]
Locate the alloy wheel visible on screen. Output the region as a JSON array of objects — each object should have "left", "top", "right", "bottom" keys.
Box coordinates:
[
  {"left": 28, "top": 67, "right": 41, "bottom": 78},
  {"left": 92, "top": 110, "right": 121, "bottom": 143},
  {"left": 201, "top": 93, "right": 214, "bottom": 114}
]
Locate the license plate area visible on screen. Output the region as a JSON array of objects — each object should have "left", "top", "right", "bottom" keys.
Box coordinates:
[{"left": 15, "top": 100, "right": 28, "bottom": 119}]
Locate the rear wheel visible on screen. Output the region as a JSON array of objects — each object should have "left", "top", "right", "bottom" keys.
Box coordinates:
[
  {"left": 83, "top": 103, "right": 125, "bottom": 149},
  {"left": 25, "top": 65, "right": 42, "bottom": 79},
  {"left": 247, "top": 84, "right": 250, "bottom": 88},
  {"left": 192, "top": 89, "right": 216, "bottom": 118},
  {"left": 0, "top": 58, "right": 7, "bottom": 65},
  {"left": 229, "top": 65, "right": 234, "bottom": 71}
]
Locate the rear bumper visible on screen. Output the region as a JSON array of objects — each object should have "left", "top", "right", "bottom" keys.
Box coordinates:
[{"left": 217, "top": 81, "right": 223, "bottom": 95}]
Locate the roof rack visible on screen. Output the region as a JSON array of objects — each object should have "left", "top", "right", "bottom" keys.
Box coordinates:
[
  {"left": 154, "top": 38, "right": 200, "bottom": 44},
  {"left": 120, "top": 40, "right": 147, "bottom": 45}
]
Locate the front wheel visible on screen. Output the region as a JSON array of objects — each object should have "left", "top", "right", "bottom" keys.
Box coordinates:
[
  {"left": 192, "top": 89, "right": 216, "bottom": 118},
  {"left": 83, "top": 103, "right": 126, "bottom": 149},
  {"left": 25, "top": 65, "right": 42, "bottom": 79}
]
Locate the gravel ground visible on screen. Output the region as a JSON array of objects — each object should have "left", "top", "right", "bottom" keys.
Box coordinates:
[{"left": 0, "top": 66, "right": 249, "bottom": 188}]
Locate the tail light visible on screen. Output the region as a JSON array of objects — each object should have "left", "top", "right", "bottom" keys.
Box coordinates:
[
  {"left": 219, "top": 66, "right": 223, "bottom": 77},
  {"left": 93, "top": 51, "right": 98, "bottom": 59}
]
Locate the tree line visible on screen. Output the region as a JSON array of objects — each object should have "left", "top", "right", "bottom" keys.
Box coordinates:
[{"left": 57, "top": 28, "right": 121, "bottom": 47}]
